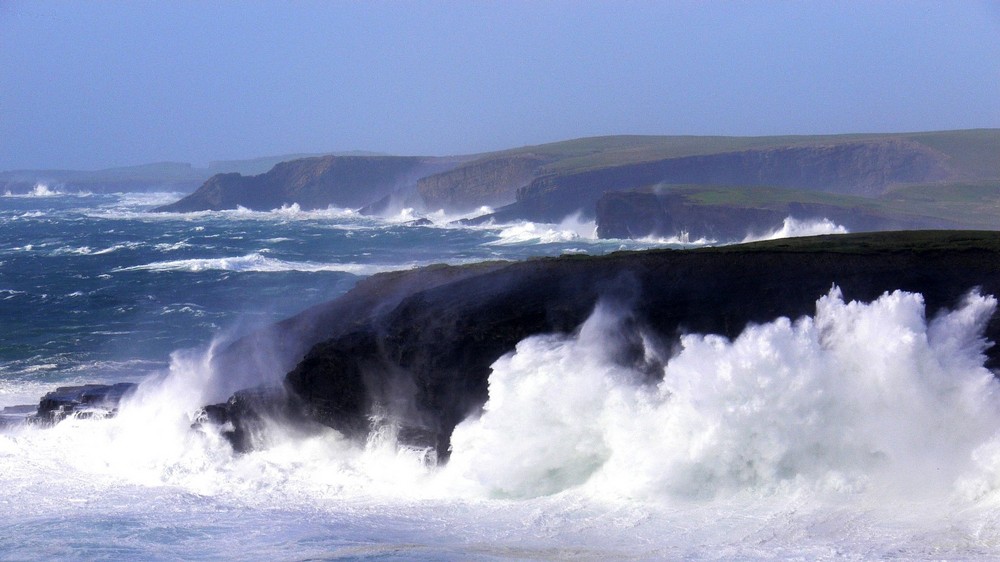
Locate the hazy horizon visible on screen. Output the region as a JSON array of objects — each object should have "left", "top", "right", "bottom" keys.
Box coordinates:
[{"left": 2, "top": 1, "right": 998, "bottom": 171}]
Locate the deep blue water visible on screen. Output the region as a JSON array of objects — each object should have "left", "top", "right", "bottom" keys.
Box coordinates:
[{"left": 0, "top": 190, "right": 673, "bottom": 408}]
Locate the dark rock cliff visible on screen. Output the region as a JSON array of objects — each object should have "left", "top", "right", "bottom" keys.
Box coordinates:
[
  {"left": 153, "top": 156, "right": 451, "bottom": 212},
  {"left": 595, "top": 190, "right": 962, "bottom": 240},
  {"left": 210, "top": 232, "right": 1000, "bottom": 459},
  {"left": 480, "top": 140, "right": 954, "bottom": 224}
]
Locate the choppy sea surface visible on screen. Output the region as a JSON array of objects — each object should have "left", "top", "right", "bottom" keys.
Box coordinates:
[{"left": 4, "top": 188, "right": 1000, "bottom": 560}]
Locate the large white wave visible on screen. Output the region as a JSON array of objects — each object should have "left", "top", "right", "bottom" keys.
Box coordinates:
[{"left": 484, "top": 214, "right": 598, "bottom": 246}]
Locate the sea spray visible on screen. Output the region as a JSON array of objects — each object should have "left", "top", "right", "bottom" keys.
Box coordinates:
[
  {"left": 744, "top": 216, "right": 849, "bottom": 242},
  {"left": 446, "top": 287, "right": 1000, "bottom": 502}
]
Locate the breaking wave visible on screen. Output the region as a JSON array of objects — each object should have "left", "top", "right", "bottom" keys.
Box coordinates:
[
  {"left": 485, "top": 214, "right": 598, "bottom": 246},
  {"left": 447, "top": 287, "right": 1000, "bottom": 503}
]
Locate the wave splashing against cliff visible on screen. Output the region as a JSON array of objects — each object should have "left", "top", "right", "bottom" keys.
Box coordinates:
[
  {"left": 446, "top": 287, "right": 1000, "bottom": 503},
  {"left": 744, "top": 216, "right": 849, "bottom": 242},
  {"left": 9, "top": 287, "right": 1000, "bottom": 557}
]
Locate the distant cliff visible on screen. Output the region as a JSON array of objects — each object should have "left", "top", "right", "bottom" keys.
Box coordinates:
[
  {"left": 153, "top": 156, "right": 446, "bottom": 212},
  {"left": 204, "top": 231, "right": 1000, "bottom": 459},
  {"left": 480, "top": 139, "right": 956, "bottom": 224},
  {"left": 416, "top": 154, "right": 551, "bottom": 210},
  {"left": 151, "top": 130, "right": 999, "bottom": 219}
]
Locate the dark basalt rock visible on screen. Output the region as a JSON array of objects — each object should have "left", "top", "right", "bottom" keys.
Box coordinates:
[
  {"left": 211, "top": 231, "right": 1000, "bottom": 461},
  {"left": 193, "top": 385, "right": 320, "bottom": 452},
  {"left": 32, "top": 383, "right": 138, "bottom": 425}
]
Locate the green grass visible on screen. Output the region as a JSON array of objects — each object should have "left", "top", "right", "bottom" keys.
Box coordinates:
[
  {"left": 667, "top": 185, "right": 877, "bottom": 209},
  {"left": 903, "top": 129, "right": 1000, "bottom": 178}
]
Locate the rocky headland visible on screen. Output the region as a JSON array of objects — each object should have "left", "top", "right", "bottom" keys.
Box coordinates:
[
  {"left": 203, "top": 231, "right": 1000, "bottom": 459},
  {"left": 153, "top": 155, "right": 459, "bottom": 212}
]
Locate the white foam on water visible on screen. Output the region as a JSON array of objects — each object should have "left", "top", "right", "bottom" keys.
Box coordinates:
[
  {"left": 89, "top": 199, "right": 363, "bottom": 223},
  {"left": 50, "top": 241, "right": 144, "bottom": 256},
  {"left": 112, "top": 252, "right": 415, "bottom": 275},
  {"left": 485, "top": 214, "right": 598, "bottom": 246},
  {"left": 153, "top": 240, "right": 192, "bottom": 252},
  {"left": 26, "top": 184, "right": 60, "bottom": 197}
]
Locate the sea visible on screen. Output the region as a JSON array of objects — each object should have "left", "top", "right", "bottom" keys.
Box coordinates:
[{"left": 3, "top": 186, "right": 1000, "bottom": 560}]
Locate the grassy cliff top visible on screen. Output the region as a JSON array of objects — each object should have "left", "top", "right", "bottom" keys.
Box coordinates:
[{"left": 478, "top": 129, "right": 1000, "bottom": 178}]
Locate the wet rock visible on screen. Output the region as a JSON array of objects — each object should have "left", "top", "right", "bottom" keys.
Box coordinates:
[
  {"left": 193, "top": 385, "right": 319, "bottom": 452},
  {"left": 32, "top": 383, "right": 137, "bottom": 425}
]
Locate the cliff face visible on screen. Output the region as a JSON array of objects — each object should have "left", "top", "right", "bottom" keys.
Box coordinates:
[
  {"left": 594, "top": 190, "right": 962, "bottom": 240},
  {"left": 207, "top": 232, "right": 1000, "bottom": 458},
  {"left": 154, "top": 156, "right": 439, "bottom": 212},
  {"left": 482, "top": 140, "right": 954, "bottom": 223},
  {"left": 416, "top": 154, "right": 551, "bottom": 211}
]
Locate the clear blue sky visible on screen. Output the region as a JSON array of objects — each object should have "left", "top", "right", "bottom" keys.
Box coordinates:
[{"left": 1, "top": 1, "right": 998, "bottom": 170}]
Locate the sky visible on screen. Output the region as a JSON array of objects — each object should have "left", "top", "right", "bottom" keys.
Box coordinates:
[{"left": 1, "top": 1, "right": 998, "bottom": 171}]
